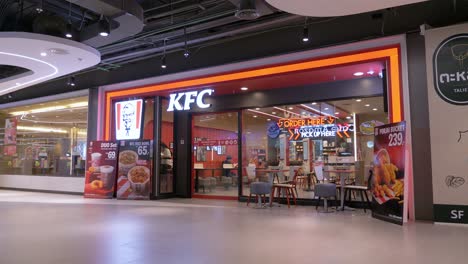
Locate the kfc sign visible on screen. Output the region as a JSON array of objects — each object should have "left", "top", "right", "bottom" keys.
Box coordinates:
[
  {"left": 167, "top": 89, "right": 213, "bottom": 111},
  {"left": 115, "top": 99, "right": 143, "bottom": 140}
]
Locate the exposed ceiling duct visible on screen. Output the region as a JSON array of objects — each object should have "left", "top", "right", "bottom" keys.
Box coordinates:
[
  {"left": 230, "top": 0, "right": 276, "bottom": 20},
  {"left": 65, "top": 0, "right": 144, "bottom": 48}
]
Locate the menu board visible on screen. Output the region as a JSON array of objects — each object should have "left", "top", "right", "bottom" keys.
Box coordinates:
[
  {"left": 84, "top": 141, "right": 119, "bottom": 199},
  {"left": 372, "top": 121, "right": 406, "bottom": 225},
  {"left": 116, "top": 140, "right": 152, "bottom": 200}
]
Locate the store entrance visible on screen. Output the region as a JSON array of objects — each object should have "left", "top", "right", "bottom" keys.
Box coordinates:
[{"left": 191, "top": 112, "right": 240, "bottom": 199}]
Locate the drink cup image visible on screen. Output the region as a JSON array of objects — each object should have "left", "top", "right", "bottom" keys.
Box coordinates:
[
  {"left": 91, "top": 152, "right": 102, "bottom": 170},
  {"left": 99, "top": 165, "right": 115, "bottom": 189}
]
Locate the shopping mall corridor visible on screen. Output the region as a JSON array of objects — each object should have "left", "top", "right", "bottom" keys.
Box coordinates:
[{"left": 0, "top": 190, "right": 466, "bottom": 264}]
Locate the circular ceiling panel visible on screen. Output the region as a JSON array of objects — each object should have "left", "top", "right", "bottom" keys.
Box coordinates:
[
  {"left": 0, "top": 32, "right": 100, "bottom": 96},
  {"left": 265, "top": 0, "right": 429, "bottom": 17}
]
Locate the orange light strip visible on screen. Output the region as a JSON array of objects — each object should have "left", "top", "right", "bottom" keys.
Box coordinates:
[{"left": 104, "top": 47, "right": 402, "bottom": 139}]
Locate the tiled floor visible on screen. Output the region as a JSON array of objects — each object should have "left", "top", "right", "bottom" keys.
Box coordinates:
[{"left": 0, "top": 190, "right": 467, "bottom": 264}]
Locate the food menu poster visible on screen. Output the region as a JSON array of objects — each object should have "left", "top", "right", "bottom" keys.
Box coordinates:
[
  {"left": 116, "top": 140, "right": 152, "bottom": 200},
  {"left": 372, "top": 121, "right": 406, "bottom": 225},
  {"left": 4, "top": 118, "right": 17, "bottom": 156},
  {"left": 84, "top": 141, "right": 119, "bottom": 199}
]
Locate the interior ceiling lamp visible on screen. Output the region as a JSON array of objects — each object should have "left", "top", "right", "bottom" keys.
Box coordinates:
[
  {"left": 235, "top": 0, "right": 260, "bottom": 20},
  {"left": 161, "top": 39, "right": 167, "bottom": 69},
  {"left": 65, "top": 1, "right": 72, "bottom": 38},
  {"left": 67, "top": 76, "right": 75, "bottom": 87},
  {"left": 36, "top": 0, "right": 44, "bottom": 13},
  {"left": 10, "top": 101, "right": 88, "bottom": 116},
  {"left": 98, "top": 15, "right": 110, "bottom": 37},
  {"left": 183, "top": 27, "right": 190, "bottom": 58},
  {"left": 302, "top": 18, "right": 309, "bottom": 42}
]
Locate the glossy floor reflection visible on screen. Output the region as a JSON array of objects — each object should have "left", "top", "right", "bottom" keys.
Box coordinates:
[{"left": 0, "top": 190, "right": 467, "bottom": 264}]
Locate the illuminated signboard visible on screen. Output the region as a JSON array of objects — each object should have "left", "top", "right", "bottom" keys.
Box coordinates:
[
  {"left": 115, "top": 99, "right": 143, "bottom": 140},
  {"left": 167, "top": 89, "right": 214, "bottom": 111},
  {"left": 277, "top": 117, "right": 354, "bottom": 140}
]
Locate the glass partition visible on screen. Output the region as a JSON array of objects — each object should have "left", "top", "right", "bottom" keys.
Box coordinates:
[{"left": 0, "top": 96, "right": 88, "bottom": 177}]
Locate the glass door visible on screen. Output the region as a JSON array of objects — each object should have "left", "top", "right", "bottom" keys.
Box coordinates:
[{"left": 192, "top": 111, "right": 240, "bottom": 199}]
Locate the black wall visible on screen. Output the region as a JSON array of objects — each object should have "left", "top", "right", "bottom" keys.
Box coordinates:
[{"left": 407, "top": 33, "right": 433, "bottom": 221}]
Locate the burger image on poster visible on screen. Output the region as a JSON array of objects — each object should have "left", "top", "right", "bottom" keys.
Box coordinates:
[{"left": 122, "top": 103, "right": 135, "bottom": 136}]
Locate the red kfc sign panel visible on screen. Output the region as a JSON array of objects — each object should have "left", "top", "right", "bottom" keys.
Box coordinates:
[{"left": 115, "top": 99, "right": 143, "bottom": 140}]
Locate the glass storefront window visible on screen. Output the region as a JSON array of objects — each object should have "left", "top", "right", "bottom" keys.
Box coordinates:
[
  {"left": 241, "top": 97, "right": 388, "bottom": 199},
  {"left": 0, "top": 96, "right": 88, "bottom": 177}
]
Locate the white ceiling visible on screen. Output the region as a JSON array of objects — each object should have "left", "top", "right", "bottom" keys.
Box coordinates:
[
  {"left": 0, "top": 32, "right": 101, "bottom": 96},
  {"left": 265, "top": 0, "right": 428, "bottom": 17}
]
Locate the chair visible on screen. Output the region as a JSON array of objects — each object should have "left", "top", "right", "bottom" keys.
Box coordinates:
[
  {"left": 270, "top": 174, "right": 298, "bottom": 208},
  {"left": 314, "top": 183, "right": 338, "bottom": 212},
  {"left": 199, "top": 177, "right": 216, "bottom": 193},
  {"left": 247, "top": 170, "right": 273, "bottom": 207},
  {"left": 343, "top": 170, "right": 372, "bottom": 212}
]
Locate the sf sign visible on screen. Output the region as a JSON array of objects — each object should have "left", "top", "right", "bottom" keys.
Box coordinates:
[{"left": 167, "top": 89, "right": 214, "bottom": 111}]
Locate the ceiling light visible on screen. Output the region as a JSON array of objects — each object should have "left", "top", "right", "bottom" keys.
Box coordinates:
[
  {"left": 36, "top": 0, "right": 43, "bottom": 13},
  {"left": 184, "top": 49, "right": 190, "bottom": 58},
  {"left": 267, "top": 118, "right": 271, "bottom": 121},
  {"left": 346, "top": 116, "right": 352, "bottom": 119},
  {"left": 302, "top": 27, "right": 309, "bottom": 42},
  {"left": 311, "top": 102, "right": 317, "bottom": 105},
  {"left": 272, "top": 111, "right": 276, "bottom": 114},
  {"left": 161, "top": 56, "right": 167, "bottom": 69},
  {"left": 367, "top": 70, "right": 375, "bottom": 75},
  {"left": 372, "top": 108, "right": 378, "bottom": 111},
  {"left": 68, "top": 102, "right": 88, "bottom": 108},
  {"left": 7, "top": 94, "right": 13, "bottom": 99},
  {"left": 301, "top": 111, "right": 306, "bottom": 115},
  {"left": 17, "top": 126, "right": 67, "bottom": 134},
  {"left": 353, "top": 72, "right": 364, "bottom": 76},
  {"left": 356, "top": 99, "right": 362, "bottom": 102},
  {"left": 98, "top": 16, "right": 110, "bottom": 37},
  {"left": 67, "top": 76, "right": 75, "bottom": 87},
  {"left": 255, "top": 108, "right": 260, "bottom": 110},
  {"left": 183, "top": 27, "right": 190, "bottom": 58},
  {"left": 288, "top": 107, "right": 293, "bottom": 110},
  {"left": 235, "top": 0, "right": 260, "bottom": 20},
  {"left": 40, "top": 52, "right": 47, "bottom": 57},
  {"left": 324, "top": 107, "right": 329, "bottom": 110},
  {"left": 253, "top": 115, "right": 257, "bottom": 118},
  {"left": 241, "top": 87, "right": 248, "bottom": 91},
  {"left": 65, "top": 22, "right": 73, "bottom": 38},
  {"left": 335, "top": 112, "right": 339, "bottom": 115},
  {"left": 365, "top": 104, "right": 370, "bottom": 107}
]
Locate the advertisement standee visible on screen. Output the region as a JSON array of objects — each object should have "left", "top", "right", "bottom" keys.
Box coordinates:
[
  {"left": 372, "top": 121, "right": 407, "bottom": 225},
  {"left": 116, "top": 140, "right": 153, "bottom": 200},
  {"left": 84, "top": 141, "right": 119, "bottom": 199}
]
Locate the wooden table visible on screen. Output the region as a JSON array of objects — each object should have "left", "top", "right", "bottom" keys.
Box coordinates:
[
  {"left": 255, "top": 169, "right": 289, "bottom": 183},
  {"left": 324, "top": 169, "right": 356, "bottom": 211}
]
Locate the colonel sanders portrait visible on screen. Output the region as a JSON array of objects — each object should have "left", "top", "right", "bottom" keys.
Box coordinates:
[{"left": 122, "top": 103, "right": 135, "bottom": 136}]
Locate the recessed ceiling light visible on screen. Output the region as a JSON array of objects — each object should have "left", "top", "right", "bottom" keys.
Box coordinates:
[
  {"left": 241, "top": 87, "right": 248, "bottom": 91},
  {"left": 346, "top": 116, "right": 352, "bottom": 119},
  {"left": 267, "top": 118, "right": 271, "bottom": 121},
  {"left": 288, "top": 107, "right": 293, "bottom": 110},
  {"left": 311, "top": 102, "right": 317, "bottom": 105},
  {"left": 356, "top": 99, "right": 362, "bottom": 102},
  {"left": 335, "top": 112, "right": 339, "bottom": 115},
  {"left": 365, "top": 104, "right": 370, "bottom": 107},
  {"left": 367, "top": 70, "right": 375, "bottom": 75},
  {"left": 301, "top": 112, "right": 306, "bottom": 115},
  {"left": 253, "top": 115, "right": 257, "bottom": 118},
  {"left": 255, "top": 108, "right": 260, "bottom": 110},
  {"left": 353, "top": 72, "right": 364, "bottom": 76},
  {"left": 324, "top": 107, "right": 329, "bottom": 110},
  {"left": 40, "top": 52, "right": 47, "bottom": 57},
  {"left": 272, "top": 112, "right": 276, "bottom": 114},
  {"left": 372, "top": 108, "right": 378, "bottom": 111}
]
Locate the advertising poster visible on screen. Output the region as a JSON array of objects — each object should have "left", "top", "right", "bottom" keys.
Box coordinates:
[
  {"left": 84, "top": 141, "right": 119, "bottom": 199},
  {"left": 4, "top": 117, "right": 17, "bottom": 156},
  {"left": 426, "top": 24, "right": 468, "bottom": 224},
  {"left": 115, "top": 99, "right": 144, "bottom": 140},
  {"left": 116, "top": 140, "right": 152, "bottom": 200},
  {"left": 372, "top": 121, "right": 406, "bottom": 225}
]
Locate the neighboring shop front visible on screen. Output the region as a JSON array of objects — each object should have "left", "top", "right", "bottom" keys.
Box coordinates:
[
  {"left": 426, "top": 23, "right": 468, "bottom": 225},
  {"left": 97, "top": 34, "right": 415, "bottom": 222},
  {"left": 0, "top": 91, "right": 89, "bottom": 193}
]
